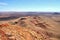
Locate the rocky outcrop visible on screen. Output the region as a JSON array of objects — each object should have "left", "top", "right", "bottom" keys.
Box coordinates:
[{"left": 0, "top": 16, "right": 60, "bottom": 40}]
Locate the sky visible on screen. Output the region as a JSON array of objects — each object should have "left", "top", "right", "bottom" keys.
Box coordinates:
[{"left": 0, "top": 0, "right": 60, "bottom": 12}]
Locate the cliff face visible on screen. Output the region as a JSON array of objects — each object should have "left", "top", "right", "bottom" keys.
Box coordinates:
[{"left": 0, "top": 16, "right": 60, "bottom": 40}]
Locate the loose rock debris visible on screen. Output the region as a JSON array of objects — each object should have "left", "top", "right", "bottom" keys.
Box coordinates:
[{"left": 0, "top": 16, "right": 60, "bottom": 40}]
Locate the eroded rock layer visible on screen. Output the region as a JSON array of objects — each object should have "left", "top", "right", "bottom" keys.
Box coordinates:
[{"left": 0, "top": 16, "right": 60, "bottom": 40}]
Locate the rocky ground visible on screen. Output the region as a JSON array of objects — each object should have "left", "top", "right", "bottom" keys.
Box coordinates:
[{"left": 0, "top": 16, "right": 60, "bottom": 40}]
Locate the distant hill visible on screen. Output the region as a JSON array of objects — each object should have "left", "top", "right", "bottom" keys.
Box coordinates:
[{"left": 0, "top": 12, "right": 58, "bottom": 16}]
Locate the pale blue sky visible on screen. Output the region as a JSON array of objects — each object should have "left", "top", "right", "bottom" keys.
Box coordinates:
[{"left": 0, "top": 0, "right": 60, "bottom": 12}]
